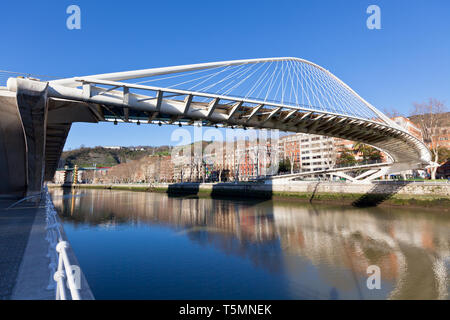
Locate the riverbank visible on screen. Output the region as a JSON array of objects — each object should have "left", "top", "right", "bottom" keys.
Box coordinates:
[{"left": 48, "top": 181, "right": 450, "bottom": 210}]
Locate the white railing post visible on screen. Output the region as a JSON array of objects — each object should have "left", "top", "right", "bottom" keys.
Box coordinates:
[
  {"left": 44, "top": 186, "right": 83, "bottom": 300},
  {"left": 54, "top": 267, "right": 66, "bottom": 300},
  {"left": 56, "top": 241, "right": 81, "bottom": 300}
]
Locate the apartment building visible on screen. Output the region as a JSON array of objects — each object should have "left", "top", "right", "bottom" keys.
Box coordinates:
[
  {"left": 278, "top": 133, "right": 336, "bottom": 173},
  {"left": 235, "top": 139, "right": 275, "bottom": 179},
  {"left": 297, "top": 134, "right": 335, "bottom": 172},
  {"left": 435, "top": 127, "right": 450, "bottom": 149},
  {"left": 392, "top": 116, "right": 423, "bottom": 140}
]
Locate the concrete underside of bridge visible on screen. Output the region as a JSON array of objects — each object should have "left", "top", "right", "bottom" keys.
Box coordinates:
[
  {"left": 0, "top": 90, "right": 27, "bottom": 198},
  {"left": 0, "top": 85, "right": 99, "bottom": 198}
]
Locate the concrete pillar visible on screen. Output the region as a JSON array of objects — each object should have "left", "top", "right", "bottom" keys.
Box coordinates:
[
  {"left": 0, "top": 90, "right": 27, "bottom": 198},
  {"left": 0, "top": 79, "right": 49, "bottom": 198},
  {"left": 15, "top": 80, "right": 49, "bottom": 197}
]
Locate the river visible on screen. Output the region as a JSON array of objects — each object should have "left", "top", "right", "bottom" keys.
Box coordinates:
[{"left": 50, "top": 188, "right": 450, "bottom": 300}]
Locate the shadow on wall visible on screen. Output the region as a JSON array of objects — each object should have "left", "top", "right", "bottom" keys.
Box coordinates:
[
  {"left": 167, "top": 182, "right": 273, "bottom": 201},
  {"left": 167, "top": 183, "right": 200, "bottom": 198},
  {"left": 351, "top": 181, "right": 412, "bottom": 208},
  {"left": 166, "top": 181, "right": 413, "bottom": 209}
]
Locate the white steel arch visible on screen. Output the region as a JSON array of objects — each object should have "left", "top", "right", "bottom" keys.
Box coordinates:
[
  {"left": 50, "top": 57, "right": 395, "bottom": 125},
  {"left": 7, "top": 57, "right": 433, "bottom": 176}
]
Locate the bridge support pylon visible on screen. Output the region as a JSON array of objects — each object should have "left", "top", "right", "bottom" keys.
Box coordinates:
[{"left": 0, "top": 81, "right": 48, "bottom": 198}]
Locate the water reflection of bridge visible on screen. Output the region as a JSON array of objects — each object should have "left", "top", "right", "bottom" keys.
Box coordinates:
[{"left": 51, "top": 188, "right": 449, "bottom": 299}]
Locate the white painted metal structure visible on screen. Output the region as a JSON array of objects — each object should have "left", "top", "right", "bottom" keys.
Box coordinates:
[
  {"left": 54, "top": 241, "right": 81, "bottom": 300},
  {"left": 7, "top": 57, "right": 432, "bottom": 176},
  {"left": 269, "top": 161, "right": 392, "bottom": 183},
  {"left": 45, "top": 190, "right": 82, "bottom": 300}
]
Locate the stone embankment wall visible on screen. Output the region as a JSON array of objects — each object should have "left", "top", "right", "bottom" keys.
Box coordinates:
[
  {"left": 48, "top": 181, "right": 450, "bottom": 208},
  {"left": 270, "top": 181, "right": 450, "bottom": 196}
]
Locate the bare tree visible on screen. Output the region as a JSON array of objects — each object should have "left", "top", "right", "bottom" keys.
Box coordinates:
[
  {"left": 382, "top": 107, "right": 403, "bottom": 118},
  {"left": 411, "top": 98, "right": 448, "bottom": 179},
  {"left": 287, "top": 152, "right": 297, "bottom": 174}
]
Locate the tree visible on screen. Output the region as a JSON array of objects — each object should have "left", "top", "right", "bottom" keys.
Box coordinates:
[
  {"left": 278, "top": 158, "right": 291, "bottom": 173},
  {"left": 382, "top": 107, "right": 403, "bottom": 118},
  {"left": 285, "top": 151, "right": 297, "bottom": 174},
  {"left": 438, "top": 146, "right": 450, "bottom": 163},
  {"left": 336, "top": 148, "right": 357, "bottom": 166},
  {"left": 353, "top": 143, "right": 383, "bottom": 163},
  {"left": 411, "top": 99, "right": 448, "bottom": 179}
]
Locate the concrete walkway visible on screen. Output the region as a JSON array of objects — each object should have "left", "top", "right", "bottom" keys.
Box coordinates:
[
  {"left": 0, "top": 199, "right": 38, "bottom": 299},
  {"left": 0, "top": 197, "right": 94, "bottom": 300},
  {"left": 10, "top": 201, "right": 55, "bottom": 300}
]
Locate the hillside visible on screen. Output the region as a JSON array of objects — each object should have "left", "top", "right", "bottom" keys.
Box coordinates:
[{"left": 61, "top": 146, "right": 171, "bottom": 168}]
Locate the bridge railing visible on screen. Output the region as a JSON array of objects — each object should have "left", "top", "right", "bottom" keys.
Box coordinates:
[
  {"left": 373, "top": 180, "right": 449, "bottom": 185},
  {"left": 332, "top": 159, "right": 386, "bottom": 169},
  {"left": 44, "top": 188, "right": 82, "bottom": 300},
  {"left": 54, "top": 242, "right": 81, "bottom": 300},
  {"left": 270, "top": 160, "right": 388, "bottom": 177},
  {"left": 0, "top": 70, "right": 58, "bottom": 86}
]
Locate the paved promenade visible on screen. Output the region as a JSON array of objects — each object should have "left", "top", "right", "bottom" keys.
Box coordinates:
[
  {"left": 0, "top": 197, "right": 94, "bottom": 300},
  {"left": 0, "top": 199, "right": 39, "bottom": 299}
]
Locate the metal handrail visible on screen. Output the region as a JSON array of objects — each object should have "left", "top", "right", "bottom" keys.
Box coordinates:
[
  {"left": 373, "top": 180, "right": 449, "bottom": 185},
  {"left": 54, "top": 242, "right": 81, "bottom": 300},
  {"left": 44, "top": 187, "right": 82, "bottom": 300}
]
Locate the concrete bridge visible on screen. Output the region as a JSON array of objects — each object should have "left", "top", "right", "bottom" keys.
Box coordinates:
[{"left": 0, "top": 58, "right": 432, "bottom": 197}]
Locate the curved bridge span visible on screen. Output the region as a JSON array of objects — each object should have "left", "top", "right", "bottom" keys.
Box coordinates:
[{"left": 2, "top": 57, "right": 431, "bottom": 196}]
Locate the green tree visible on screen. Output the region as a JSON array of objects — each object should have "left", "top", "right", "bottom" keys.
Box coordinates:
[
  {"left": 438, "top": 146, "right": 450, "bottom": 163},
  {"left": 353, "top": 143, "right": 383, "bottom": 162},
  {"left": 336, "top": 148, "right": 357, "bottom": 166},
  {"left": 278, "top": 158, "right": 291, "bottom": 173}
]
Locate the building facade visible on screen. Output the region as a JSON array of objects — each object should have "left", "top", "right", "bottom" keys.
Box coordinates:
[{"left": 278, "top": 133, "right": 336, "bottom": 173}]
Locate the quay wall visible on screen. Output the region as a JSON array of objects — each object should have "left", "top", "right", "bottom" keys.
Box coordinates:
[{"left": 48, "top": 181, "right": 450, "bottom": 209}]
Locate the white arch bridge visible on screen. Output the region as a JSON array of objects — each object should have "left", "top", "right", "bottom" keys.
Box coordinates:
[{"left": 0, "top": 57, "right": 432, "bottom": 196}]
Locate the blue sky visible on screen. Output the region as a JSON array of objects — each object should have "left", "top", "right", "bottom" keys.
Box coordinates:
[{"left": 1, "top": 0, "right": 449, "bottom": 149}]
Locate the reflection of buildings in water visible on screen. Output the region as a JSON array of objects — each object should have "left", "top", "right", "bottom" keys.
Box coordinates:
[
  {"left": 52, "top": 188, "right": 278, "bottom": 242},
  {"left": 50, "top": 188, "right": 449, "bottom": 299},
  {"left": 272, "top": 205, "right": 449, "bottom": 299},
  {"left": 273, "top": 206, "right": 404, "bottom": 298},
  {"left": 51, "top": 188, "right": 283, "bottom": 273},
  {"left": 274, "top": 207, "right": 399, "bottom": 279}
]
